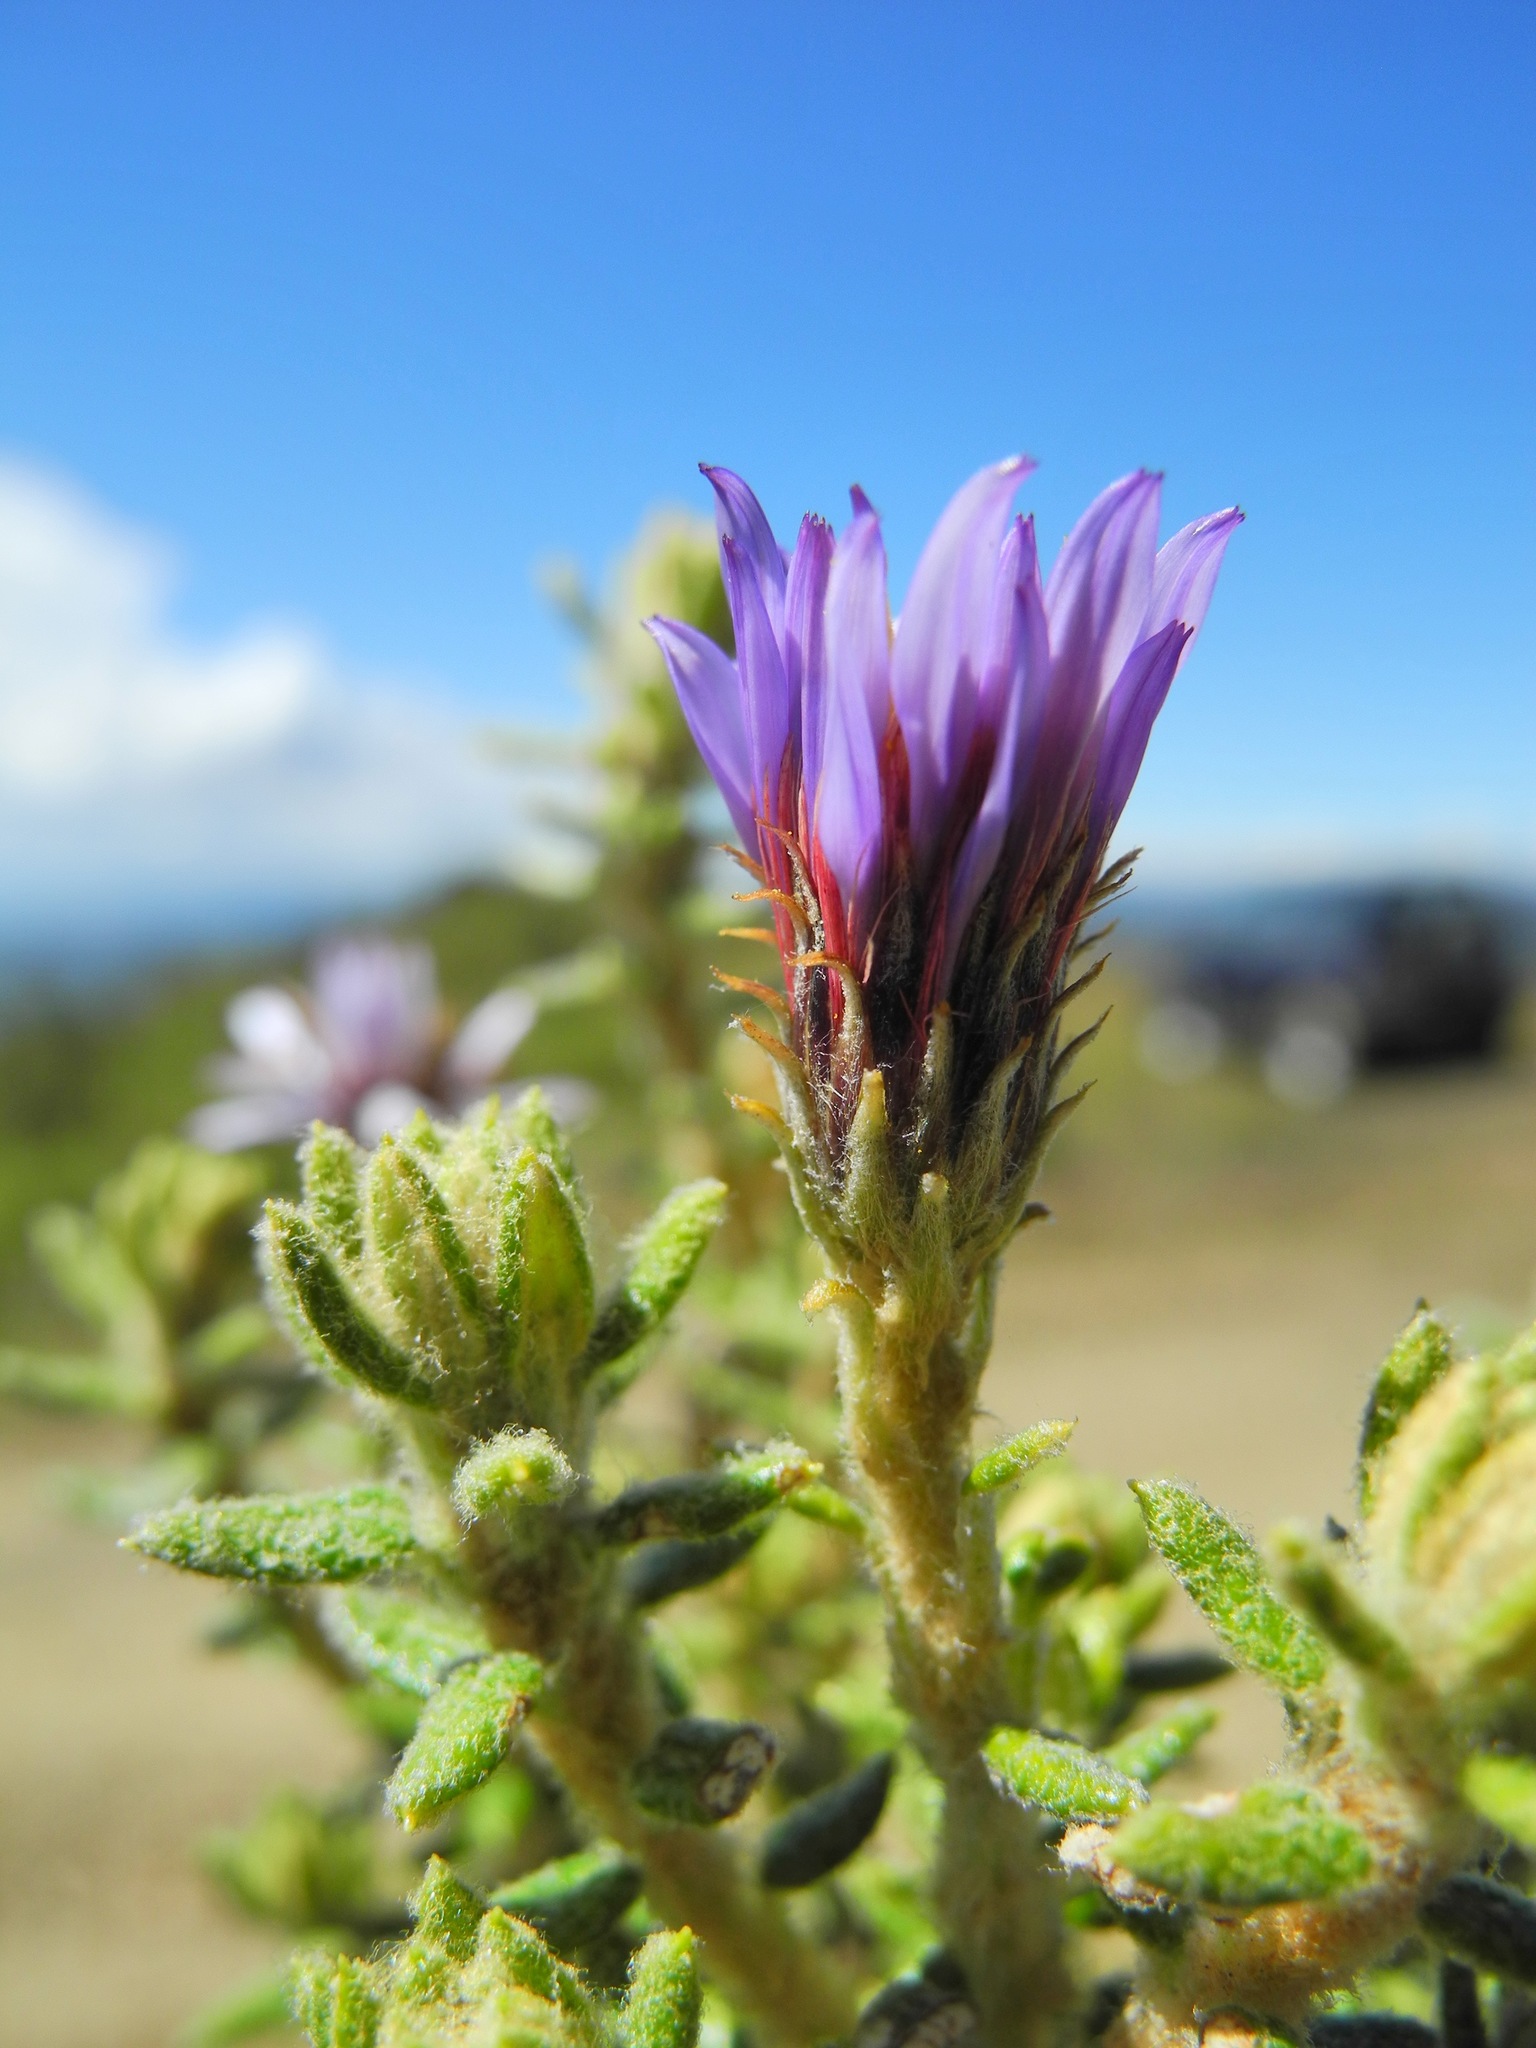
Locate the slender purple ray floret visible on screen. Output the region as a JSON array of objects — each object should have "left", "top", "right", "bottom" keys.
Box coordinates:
[{"left": 648, "top": 457, "right": 1240, "bottom": 1193}]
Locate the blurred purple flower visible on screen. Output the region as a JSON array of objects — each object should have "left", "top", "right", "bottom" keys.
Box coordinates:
[
  {"left": 649, "top": 458, "right": 1239, "bottom": 1154},
  {"left": 189, "top": 937, "right": 580, "bottom": 1151}
]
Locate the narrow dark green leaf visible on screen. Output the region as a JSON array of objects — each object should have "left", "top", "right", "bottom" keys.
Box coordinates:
[
  {"left": 760, "top": 1752, "right": 895, "bottom": 1887},
  {"left": 489, "top": 1847, "right": 643, "bottom": 1954}
]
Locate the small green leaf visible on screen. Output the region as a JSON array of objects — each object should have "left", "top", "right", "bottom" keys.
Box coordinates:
[
  {"left": 630, "top": 1717, "right": 776, "bottom": 1825},
  {"left": 1358, "top": 1308, "right": 1454, "bottom": 1510},
  {"left": 1463, "top": 1751, "right": 1536, "bottom": 1852},
  {"left": 583, "top": 1179, "right": 728, "bottom": 1372},
  {"left": 126, "top": 1486, "right": 417, "bottom": 1585},
  {"left": 300, "top": 1123, "right": 366, "bottom": 1265},
  {"left": 964, "top": 1419, "right": 1076, "bottom": 1495},
  {"left": 472, "top": 1906, "right": 563, "bottom": 2003},
  {"left": 1132, "top": 1480, "right": 1327, "bottom": 1695},
  {"left": 623, "top": 1931, "right": 702, "bottom": 2048},
  {"left": 783, "top": 1481, "right": 867, "bottom": 1538},
  {"left": 453, "top": 1426, "right": 576, "bottom": 1521},
  {"left": 490, "top": 1847, "right": 643, "bottom": 1953},
  {"left": 386, "top": 1654, "right": 543, "bottom": 1828},
  {"left": 596, "top": 1448, "right": 820, "bottom": 1545},
  {"left": 1113, "top": 1782, "right": 1372, "bottom": 1905},
  {"left": 322, "top": 1585, "right": 490, "bottom": 1697},
  {"left": 760, "top": 1751, "right": 895, "bottom": 1888},
  {"left": 0, "top": 1347, "right": 154, "bottom": 1417},
  {"left": 1105, "top": 1702, "right": 1217, "bottom": 1786},
  {"left": 263, "top": 1204, "right": 434, "bottom": 1405},
  {"left": 983, "top": 1728, "right": 1146, "bottom": 1821}
]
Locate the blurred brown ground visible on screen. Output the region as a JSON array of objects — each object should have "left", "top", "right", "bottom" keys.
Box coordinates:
[{"left": 6, "top": 989, "right": 1536, "bottom": 2046}]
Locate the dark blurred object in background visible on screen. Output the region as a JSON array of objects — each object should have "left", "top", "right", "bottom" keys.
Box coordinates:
[{"left": 1131, "top": 884, "right": 1525, "bottom": 1106}]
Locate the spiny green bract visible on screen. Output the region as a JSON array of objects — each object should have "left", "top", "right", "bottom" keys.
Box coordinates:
[
  {"left": 292, "top": 1857, "right": 702, "bottom": 2048},
  {"left": 1109, "top": 1782, "right": 1373, "bottom": 1906},
  {"left": 1355, "top": 1314, "right": 1536, "bottom": 1726},
  {"left": 263, "top": 1096, "right": 726, "bottom": 1453},
  {"left": 1132, "top": 1480, "right": 1328, "bottom": 1698}
]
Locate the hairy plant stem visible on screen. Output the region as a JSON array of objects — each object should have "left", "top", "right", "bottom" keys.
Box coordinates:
[
  {"left": 830, "top": 1269, "right": 1073, "bottom": 2048},
  {"left": 442, "top": 1453, "right": 860, "bottom": 2048}
]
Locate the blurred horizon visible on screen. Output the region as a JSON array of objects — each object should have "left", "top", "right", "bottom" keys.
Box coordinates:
[{"left": 1, "top": 2, "right": 1532, "bottom": 958}]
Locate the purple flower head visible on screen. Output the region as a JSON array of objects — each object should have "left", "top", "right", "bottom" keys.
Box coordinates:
[
  {"left": 189, "top": 937, "right": 585, "bottom": 1152},
  {"left": 649, "top": 458, "right": 1239, "bottom": 1198}
]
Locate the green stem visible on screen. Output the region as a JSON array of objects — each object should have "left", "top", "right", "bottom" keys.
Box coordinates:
[{"left": 831, "top": 1271, "right": 1073, "bottom": 2048}]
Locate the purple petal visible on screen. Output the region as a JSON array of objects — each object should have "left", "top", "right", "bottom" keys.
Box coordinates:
[
  {"left": 891, "top": 456, "right": 1036, "bottom": 864},
  {"left": 946, "top": 516, "right": 1051, "bottom": 949},
  {"left": 721, "top": 535, "right": 792, "bottom": 834},
  {"left": 1147, "top": 507, "right": 1243, "bottom": 638},
  {"left": 1044, "top": 470, "right": 1163, "bottom": 715},
  {"left": 1087, "top": 619, "right": 1190, "bottom": 844},
  {"left": 312, "top": 940, "right": 438, "bottom": 1077},
  {"left": 785, "top": 514, "right": 834, "bottom": 801},
  {"left": 647, "top": 616, "right": 757, "bottom": 846},
  {"left": 702, "top": 466, "right": 786, "bottom": 642},
  {"left": 815, "top": 499, "right": 891, "bottom": 909}
]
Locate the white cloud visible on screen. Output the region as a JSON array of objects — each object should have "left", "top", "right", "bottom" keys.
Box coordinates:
[{"left": 0, "top": 458, "right": 548, "bottom": 956}]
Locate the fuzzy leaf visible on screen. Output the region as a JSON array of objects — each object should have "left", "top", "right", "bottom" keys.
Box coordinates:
[
  {"left": 127, "top": 1486, "right": 417, "bottom": 1584},
  {"left": 264, "top": 1203, "right": 434, "bottom": 1405},
  {"left": 760, "top": 1751, "right": 895, "bottom": 1887},
  {"left": 1113, "top": 1782, "right": 1372, "bottom": 1905},
  {"left": 1004, "top": 1528, "right": 1094, "bottom": 1609},
  {"left": 964, "top": 1419, "right": 1076, "bottom": 1495},
  {"left": 984, "top": 1729, "right": 1146, "bottom": 1820},
  {"left": 300, "top": 1123, "right": 366, "bottom": 1265},
  {"left": 365, "top": 1138, "right": 485, "bottom": 1368},
  {"left": 1463, "top": 1751, "right": 1536, "bottom": 1852},
  {"left": 1358, "top": 1308, "right": 1454, "bottom": 1510},
  {"left": 386, "top": 1654, "right": 543, "bottom": 1828},
  {"left": 595, "top": 1448, "right": 820, "bottom": 1545},
  {"left": 490, "top": 1847, "right": 643, "bottom": 1953},
  {"left": 630, "top": 1716, "right": 776, "bottom": 1825},
  {"left": 1422, "top": 1873, "right": 1536, "bottom": 1984},
  {"left": 322, "top": 1585, "right": 490, "bottom": 1697},
  {"left": 499, "top": 1152, "right": 593, "bottom": 1402},
  {"left": 1105, "top": 1702, "right": 1217, "bottom": 1786},
  {"left": 583, "top": 1179, "right": 728, "bottom": 1372},
  {"left": 1132, "top": 1480, "right": 1328, "bottom": 1694},
  {"left": 453, "top": 1427, "right": 576, "bottom": 1520},
  {"left": 0, "top": 1347, "right": 154, "bottom": 1416},
  {"left": 623, "top": 1931, "right": 701, "bottom": 2048}
]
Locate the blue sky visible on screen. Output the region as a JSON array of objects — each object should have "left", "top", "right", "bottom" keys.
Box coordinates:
[{"left": 0, "top": 2, "right": 1532, "bottom": 948}]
